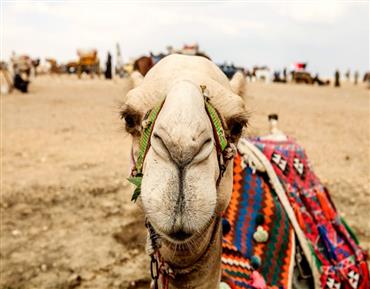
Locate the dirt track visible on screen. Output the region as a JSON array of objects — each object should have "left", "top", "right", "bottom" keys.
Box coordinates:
[{"left": 1, "top": 76, "right": 369, "bottom": 288}]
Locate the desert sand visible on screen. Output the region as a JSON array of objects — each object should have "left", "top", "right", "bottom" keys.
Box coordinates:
[{"left": 1, "top": 75, "right": 369, "bottom": 288}]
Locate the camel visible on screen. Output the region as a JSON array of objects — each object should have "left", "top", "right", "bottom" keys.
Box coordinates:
[{"left": 121, "top": 54, "right": 248, "bottom": 289}]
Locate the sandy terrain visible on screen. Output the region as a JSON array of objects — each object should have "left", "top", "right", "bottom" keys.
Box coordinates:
[{"left": 1, "top": 76, "right": 369, "bottom": 289}]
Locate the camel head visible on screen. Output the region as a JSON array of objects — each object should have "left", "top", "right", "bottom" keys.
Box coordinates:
[{"left": 121, "top": 55, "right": 247, "bottom": 248}]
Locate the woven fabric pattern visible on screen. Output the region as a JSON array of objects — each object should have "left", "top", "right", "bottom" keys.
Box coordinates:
[
  {"left": 222, "top": 138, "right": 369, "bottom": 289},
  {"left": 222, "top": 154, "right": 294, "bottom": 289},
  {"left": 251, "top": 137, "right": 369, "bottom": 289}
]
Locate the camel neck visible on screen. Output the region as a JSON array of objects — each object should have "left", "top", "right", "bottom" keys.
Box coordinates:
[{"left": 159, "top": 217, "right": 222, "bottom": 289}]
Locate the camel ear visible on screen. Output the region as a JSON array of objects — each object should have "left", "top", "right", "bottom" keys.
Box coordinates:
[
  {"left": 226, "top": 112, "right": 249, "bottom": 144},
  {"left": 229, "top": 70, "right": 246, "bottom": 98},
  {"left": 120, "top": 104, "right": 142, "bottom": 136},
  {"left": 130, "top": 71, "right": 144, "bottom": 88}
]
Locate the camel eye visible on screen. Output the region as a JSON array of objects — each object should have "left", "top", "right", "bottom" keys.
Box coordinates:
[
  {"left": 230, "top": 122, "right": 243, "bottom": 137},
  {"left": 119, "top": 106, "right": 142, "bottom": 135},
  {"left": 227, "top": 115, "right": 248, "bottom": 143},
  {"left": 124, "top": 115, "right": 135, "bottom": 128}
]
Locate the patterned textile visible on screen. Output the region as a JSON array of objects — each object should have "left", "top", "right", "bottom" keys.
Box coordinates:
[
  {"left": 222, "top": 154, "right": 295, "bottom": 289},
  {"left": 250, "top": 137, "right": 369, "bottom": 289},
  {"left": 221, "top": 137, "right": 369, "bottom": 289}
]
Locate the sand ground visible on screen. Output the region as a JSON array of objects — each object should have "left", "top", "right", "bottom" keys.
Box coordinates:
[{"left": 1, "top": 75, "right": 369, "bottom": 289}]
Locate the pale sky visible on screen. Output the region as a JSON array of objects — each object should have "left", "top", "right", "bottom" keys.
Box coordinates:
[{"left": 2, "top": 0, "right": 369, "bottom": 77}]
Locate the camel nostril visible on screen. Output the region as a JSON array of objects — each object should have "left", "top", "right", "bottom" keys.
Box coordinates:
[{"left": 169, "top": 230, "right": 192, "bottom": 241}]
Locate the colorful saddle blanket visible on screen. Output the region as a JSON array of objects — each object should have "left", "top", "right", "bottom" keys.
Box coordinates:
[
  {"left": 222, "top": 153, "right": 295, "bottom": 289},
  {"left": 221, "top": 137, "right": 369, "bottom": 289}
]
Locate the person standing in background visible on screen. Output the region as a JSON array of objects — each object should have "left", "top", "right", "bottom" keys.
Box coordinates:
[
  {"left": 283, "top": 67, "right": 287, "bottom": 82},
  {"left": 334, "top": 70, "right": 340, "bottom": 87},
  {"left": 105, "top": 52, "right": 112, "bottom": 80}
]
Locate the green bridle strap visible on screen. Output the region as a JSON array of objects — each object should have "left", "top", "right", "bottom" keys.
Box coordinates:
[
  {"left": 205, "top": 101, "right": 228, "bottom": 153},
  {"left": 129, "top": 93, "right": 228, "bottom": 202},
  {"left": 136, "top": 101, "right": 164, "bottom": 174},
  {"left": 128, "top": 101, "right": 164, "bottom": 202}
]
